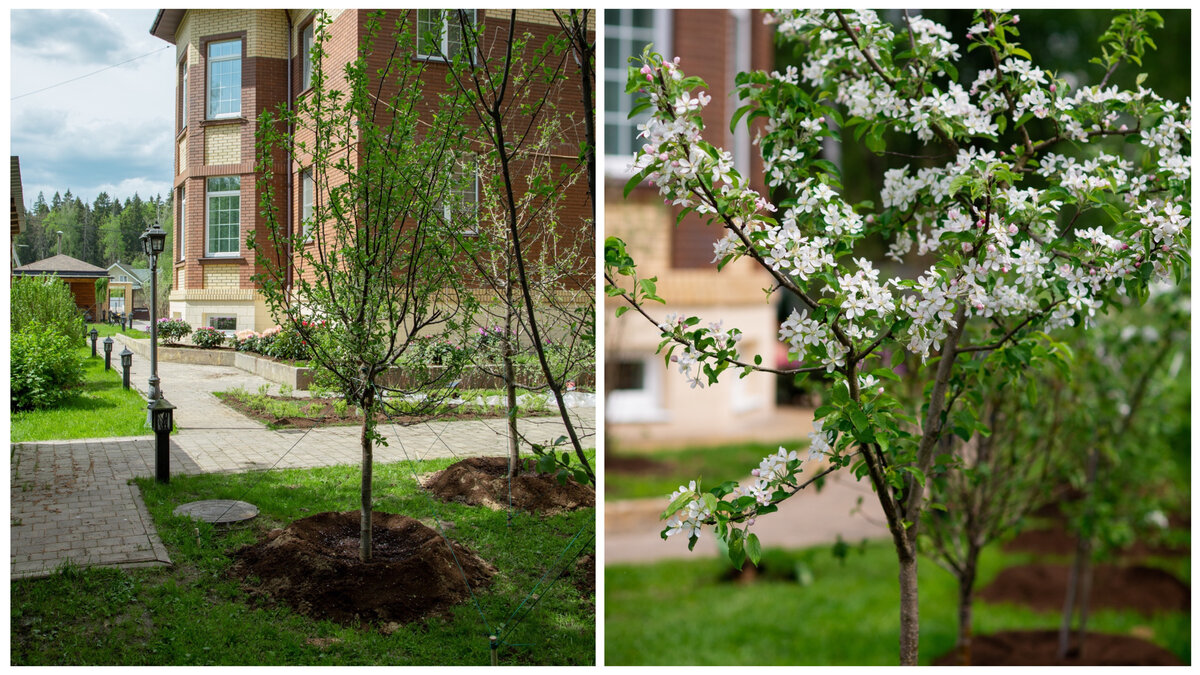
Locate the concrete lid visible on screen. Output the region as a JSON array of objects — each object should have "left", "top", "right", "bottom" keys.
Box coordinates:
[{"left": 173, "top": 499, "right": 259, "bottom": 524}]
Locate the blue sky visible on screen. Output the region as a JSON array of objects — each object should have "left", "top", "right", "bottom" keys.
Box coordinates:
[{"left": 9, "top": 9, "right": 175, "bottom": 208}]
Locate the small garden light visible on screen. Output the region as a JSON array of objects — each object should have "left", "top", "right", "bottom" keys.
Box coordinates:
[
  {"left": 89, "top": 328, "right": 99, "bottom": 357},
  {"left": 103, "top": 336, "right": 114, "bottom": 370},
  {"left": 149, "top": 396, "right": 176, "bottom": 483},
  {"left": 120, "top": 347, "right": 133, "bottom": 389}
]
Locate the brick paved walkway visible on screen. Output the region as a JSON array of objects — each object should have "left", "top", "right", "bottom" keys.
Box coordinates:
[{"left": 11, "top": 354, "right": 595, "bottom": 579}]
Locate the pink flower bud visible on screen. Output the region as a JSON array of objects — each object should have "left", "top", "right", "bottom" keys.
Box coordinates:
[
  {"left": 671, "top": 354, "right": 679, "bottom": 362},
  {"left": 877, "top": 387, "right": 884, "bottom": 394},
  {"left": 1120, "top": 124, "right": 1128, "bottom": 131},
  {"left": 748, "top": 518, "right": 756, "bottom": 526},
  {"left": 977, "top": 219, "right": 986, "bottom": 228},
  {"left": 1008, "top": 224, "right": 1018, "bottom": 235},
  {"left": 751, "top": 469, "right": 760, "bottom": 477},
  {"left": 987, "top": 244, "right": 995, "bottom": 253},
  {"left": 1001, "top": 266, "right": 1010, "bottom": 273},
  {"left": 1049, "top": 84, "right": 1057, "bottom": 93}
]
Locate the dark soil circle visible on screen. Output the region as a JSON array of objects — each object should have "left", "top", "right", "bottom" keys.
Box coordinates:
[
  {"left": 422, "top": 456, "right": 595, "bottom": 515},
  {"left": 931, "top": 630, "right": 1183, "bottom": 666},
  {"left": 978, "top": 563, "right": 1189, "bottom": 614},
  {"left": 605, "top": 455, "right": 674, "bottom": 475},
  {"left": 230, "top": 510, "right": 495, "bottom": 626}
]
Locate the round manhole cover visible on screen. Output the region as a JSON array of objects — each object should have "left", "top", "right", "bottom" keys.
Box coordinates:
[{"left": 173, "top": 499, "right": 258, "bottom": 524}]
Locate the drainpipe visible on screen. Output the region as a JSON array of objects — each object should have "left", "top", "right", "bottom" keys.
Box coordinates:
[{"left": 285, "top": 9, "right": 294, "bottom": 303}]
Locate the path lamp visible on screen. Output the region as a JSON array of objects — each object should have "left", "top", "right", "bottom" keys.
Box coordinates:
[
  {"left": 140, "top": 222, "right": 167, "bottom": 404},
  {"left": 89, "top": 328, "right": 99, "bottom": 357},
  {"left": 150, "top": 396, "right": 176, "bottom": 483},
  {"left": 120, "top": 347, "right": 133, "bottom": 389},
  {"left": 103, "top": 336, "right": 114, "bottom": 371}
]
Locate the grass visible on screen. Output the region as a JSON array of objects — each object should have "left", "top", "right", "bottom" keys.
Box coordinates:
[
  {"left": 87, "top": 323, "right": 149, "bottom": 339},
  {"left": 605, "top": 438, "right": 809, "bottom": 501},
  {"left": 11, "top": 347, "right": 151, "bottom": 442},
  {"left": 11, "top": 455, "right": 596, "bottom": 666},
  {"left": 605, "top": 541, "right": 1190, "bottom": 666}
]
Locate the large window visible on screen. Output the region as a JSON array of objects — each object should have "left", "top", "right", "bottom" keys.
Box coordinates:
[
  {"left": 438, "top": 165, "right": 478, "bottom": 234},
  {"left": 206, "top": 176, "right": 240, "bottom": 256},
  {"left": 207, "top": 39, "right": 242, "bottom": 118},
  {"left": 301, "top": 168, "right": 314, "bottom": 238},
  {"left": 606, "top": 356, "right": 668, "bottom": 423},
  {"left": 300, "top": 23, "right": 314, "bottom": 90},
  {"left": 178, "top": 186, "right": 187, "bottom": 260},
  {"left": 604, "top": 10, "right": 671, "bottom": 174},
  {"left": 180, "top": 60, "right": 188, "bottom": 127},
  {"left": 416, "top": 10, "right": 475, "bottom": 60},
  {"left": 110, "top": 295, "right": 125, "bottom": 312}
]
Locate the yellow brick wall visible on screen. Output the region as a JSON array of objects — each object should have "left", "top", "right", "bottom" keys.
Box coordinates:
[
  {"left": 205, "top": 125, "right": 240, "bottom": 165},
  {"left": 203, "top": 264, "right": 241, "bottom": 289},
  {"left": 176, "top": 10, "right": 289, "bottom": 66},
  {"left": 177, "top": 137, "right": 187, "bottom": 175},
  {"left": 176, "top": 268, "right": 186, "bottom": 291}
]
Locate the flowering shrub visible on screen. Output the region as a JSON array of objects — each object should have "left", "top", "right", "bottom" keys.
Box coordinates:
[
  {"left": 232, "top": 329, "right": 261, "bottom": 353},
  {"left": 607, "top": 9, "right": 1189, "bottom": 664},
  {"left": 191, "top": 326, "right": 225, "bottom": 349},
  {"left": 156, "top": 318, "right": 192, "bottom": 345},
  {"left": 267, "top": 326, "right": 311, "bottom": 361}
]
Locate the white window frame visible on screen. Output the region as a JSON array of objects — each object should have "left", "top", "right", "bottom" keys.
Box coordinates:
[
  {"left": 181, "top": 60, "right": 188, "bottom": 128},
  {"left": 416, "top": 9, "right": 476, "bottom": 61},
  {"left": 207, "top": 39, "right": 242, "bottom": 119},
  {"left": 109, "top": 294, "right": 125, "bottom": 312},
  {"left": 301, "top": 168, "right": 315, "bottom": 239},
  {"left": 178, "top": 185, "right": 187, "bottom": 261},
  {"left": 438, "top": 163, "right": 479, "bottom": 235},
  {"left": 301, "top": 22, "right": 314, "bottom": 91},
  {"left": 205, "top": 314, "right": 238, "bottom": 336},
  {"left": 206, "top": 176, "right": 241, "bottom": 257},
  {"left": 606, "top": 355, "right": 669, "bottom": 423},
  {"left": 604, "top": 9, "right": 672, "bottom": 179}
]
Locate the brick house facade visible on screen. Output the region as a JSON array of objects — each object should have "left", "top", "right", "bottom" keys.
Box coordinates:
[
  {"left": 150, "top": 9, "right": 593, "bottom": 334},
  {"left": 604, "top": 10, "right": 782, "bottom": 445}
]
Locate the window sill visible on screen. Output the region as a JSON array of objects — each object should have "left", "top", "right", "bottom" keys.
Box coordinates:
[
  {"left": 198, "top": 256, "right": 246, "bottom": 264},
  {"left": 201, "top": 117, "right": 247, "bottom": 127}
]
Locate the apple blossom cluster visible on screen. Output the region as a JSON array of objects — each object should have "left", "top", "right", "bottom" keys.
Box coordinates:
[{"left": 656, "top": 313, "right": 744, "bottom": 389}]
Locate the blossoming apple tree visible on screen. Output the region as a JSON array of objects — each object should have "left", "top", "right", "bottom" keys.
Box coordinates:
[{"left": 604, "top": 9, "right": 1189, "bottom": 665}]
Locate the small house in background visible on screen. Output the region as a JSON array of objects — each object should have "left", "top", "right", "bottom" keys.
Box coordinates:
[
  {"left": 106, "top": 261, "right": 153, "bottom": 320},
  {"left": 12, "top": 255, "right": 109, "bottom": 321},
  {"left": 11, "top": 156, "right": 26, "bottom": 267}
]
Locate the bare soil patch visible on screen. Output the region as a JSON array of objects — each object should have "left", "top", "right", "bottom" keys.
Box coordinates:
[
  {"left": 979, "top": 562, "right": 1189, "bottom": 614},
  {"left": 218, "top": 392, "right": 507, "bottom": 429},
  {"left": 230, "top": 510, "right": 495, "bottom": 626},
  {"left": 931, "top": 629, "right": 1183, "bottom": 666},
  {"left": 1004, "top": 515, "right": 1190, "bottom": 558},
  {"left": 422, "top": 456, "right": 595, "bottom": 515},
  {"left": 606, "top": 454, "right": 674, "bottom": 475}
]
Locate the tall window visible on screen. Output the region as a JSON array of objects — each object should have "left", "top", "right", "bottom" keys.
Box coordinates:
[
  {"left": 300, "top": 23, "right": 314, "bottom": 90},
  {"left": 206, "top": 176, "right": 240, "bottom": 256},
  {"left": 301, "top": 168, "right": 314, "bottom": 238},
  {"left": 604, "top": 10, "right": 670, "bottom": 172},
  {"left": 178, "top": 186, "right": 187, "bottom": 260},
  {"left": 180, "top": 60, "right": 188, "bottom": 127},
  {"left": 440, "top": 165, "right": 478, "bottom": 234},
  {"left": 207, "top": 39, "right": 242, "bottom": 118},
  {"left": 416, "top": 10, "right": 475, "bottom": 60}
]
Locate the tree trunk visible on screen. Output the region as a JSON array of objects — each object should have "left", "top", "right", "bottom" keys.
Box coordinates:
[
  {"left": 956, "top": 546, "right": 979, "bottom": 665},
  {"left": 898, "top": 552, "right": 920, "bottom": 666},
  {"left": 504, "top": 302, "right": 520, "bottom": 478},
  {"left": 358, "top": 385, "right": 376, "bottom": 563},
  {"left": 1058, "top": 444, "right": 1099, "bottom": 659}
]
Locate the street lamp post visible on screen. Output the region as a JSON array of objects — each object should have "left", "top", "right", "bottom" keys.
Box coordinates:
[{"left": 140, "top": 222, "right": 168, "bottom": 408}]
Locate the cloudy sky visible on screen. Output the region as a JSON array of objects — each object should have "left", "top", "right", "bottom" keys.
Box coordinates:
[{"left": 9, "top": 9, "right": 175, "bottom": 208}]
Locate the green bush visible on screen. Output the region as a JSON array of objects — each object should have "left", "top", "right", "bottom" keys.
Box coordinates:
[
  {"left": 191, "top": 326, "right": 225, "bottom": 348},
  {"left": 11, "top": 322, "right": 85, "bottom": 410},
  {"left": 157, "top": 318, "right": 192, "bottom": 344},
  {"left": 267, "top": 327, "right": 311, "bottom": 361},
  {"left": 11, "top": 276, "right": 84, "bottom": 345}
]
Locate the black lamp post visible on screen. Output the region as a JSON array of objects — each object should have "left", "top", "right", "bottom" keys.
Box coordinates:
[
  {"left": 149, "top": 396, "right": 176, "bottom": 483},
  {"left": 89, "top": 328, "right": 99, "bottom": 357},
  {"left": 140, "top": 222, "right": 167, "bottom": 404},
  {"left": 120, "top": 347, "right": 133, "bottom": 389},
  {"left": 103, "top": 336, "right": 114, "bottom": 370}
]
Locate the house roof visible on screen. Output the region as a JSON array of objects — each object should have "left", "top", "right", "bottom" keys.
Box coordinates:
[
  {"left": 106, "top": 261, "right": 153, "bottom": 287},
  {"left": 150, "top": 10, "right": 186, "bottom": 44},
  {"left": 13, "top": 254, "right": 108, "bottom": 278}
]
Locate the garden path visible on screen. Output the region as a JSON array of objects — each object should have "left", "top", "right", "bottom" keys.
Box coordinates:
[{"left": 11, "top": 355, "right": 595, "bottom": 579}]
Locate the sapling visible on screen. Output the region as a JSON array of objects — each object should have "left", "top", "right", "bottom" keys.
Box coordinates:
[{"left": 606, "top": 9, "right": 1189, "bottom": 664}]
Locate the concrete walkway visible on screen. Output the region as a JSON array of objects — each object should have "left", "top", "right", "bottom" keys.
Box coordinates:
[{"left": 11, "top": 352, "right": 595, "bottom": 579}]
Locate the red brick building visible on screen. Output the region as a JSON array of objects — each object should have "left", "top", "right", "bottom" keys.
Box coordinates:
[{"left": 150, "top": 9, "right": 593, "bottom": 333}]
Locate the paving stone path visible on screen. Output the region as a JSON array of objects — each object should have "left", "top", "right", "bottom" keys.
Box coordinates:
[{"left": 11, "top": 352, "right": 595, "bottom": 579}]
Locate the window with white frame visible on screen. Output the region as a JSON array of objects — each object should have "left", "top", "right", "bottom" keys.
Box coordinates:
[
  {"left": 206, "top": 176, "right": 240, "bottom": 256},
  {"left": 178, "top": 185, "right": 187, "bottom": 260},
  {"left": 437, "top": 164, "right": 478, "bottom": 234},
  {"left": 301, "top": 22, "right": 314, "bottom": 90},
  {"left": 207, "top": 315, "right": 237, "bottom": 334},
  {"left": 301, "top": 168, "right": 314, "bottom": 238},
  {"left": 110, "top": 294, "right": 125, "bottom": 312},
  {"left": 606, "top": 356, "right": 668, "bottom": 423},
  {"left": 181, "top": 60, "right": 188, "bottom": 127},
  {"left": 207, "top": 39, "right": 242, "bottom": 118},
  {"left": 604, "top": 9, "right": 671, "bottom": 175},
  {"left": 416, "top": 10, "right": 475, "bottom": 60}
]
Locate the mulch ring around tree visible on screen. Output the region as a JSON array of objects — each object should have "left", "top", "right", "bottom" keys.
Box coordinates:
[
  {"left": 421, "top": 456, "right": 595, "bottom": 515},
  {"left": 978, "top": 562, "right": 1189, "bottom": 614},
  {"left": 931, "top": 630, "right": 1183, "bottom": 666},
  {"left": 230, "top": 510, "right": 495, "bottom": 627}
]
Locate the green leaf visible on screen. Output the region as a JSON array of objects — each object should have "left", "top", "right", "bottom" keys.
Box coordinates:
[
  {"left": 660, "top": 490, "right": 694, "bottom": 520},
  {"left": 746, "top": 532, "right": 762, "bottom": 566},
  {"left": 624, "top": 168, "right": 648, "bottom": 199},
  {"left": 615, "top": 305, "right": 629, "bottom": 318}
]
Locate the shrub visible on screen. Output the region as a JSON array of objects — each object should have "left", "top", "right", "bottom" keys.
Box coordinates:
[
  {"left": 11, "top": 275, "right": 84, "bottom": 345},
  {"left": 157, "top": 318, "right": 192, "bottom": 344},
  {"left": 191, "top": 326, "right": 225, "bottom": 348},
  {"left": 267, "top": 327, "right": 311, "bottom": 361},
  {"left": 11, "top": 322, "right": 85, "bottom": 410}
]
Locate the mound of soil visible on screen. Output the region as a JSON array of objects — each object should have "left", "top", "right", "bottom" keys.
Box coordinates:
[
  {"left": 979, "top": 563, "right": 1189, "bottom": 614},
  {"left": 606, "top": 455, "right": 674, "bottom": 475},
  {"left": 932, "top": 630, "right": 1183, "bottom": 666},
  {"left": 231, "top": 510, "right": 495, "bottom": 626},
  {"left": 423, "top": 456, "right": 595, "bottom": 515},
  {"left": 1004, "top": 519, "right": 1190, "bottom": 558}
]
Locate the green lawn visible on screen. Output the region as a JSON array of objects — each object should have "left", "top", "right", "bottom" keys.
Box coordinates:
[
  {"left": 87, "top": 323, "right": 150, "bottom": 339},
  {"left": 11, "top": 347, "right": 151, "bottom": 442},
  {"left": 11, "top": 455, "right": 596, "bottom": 666},
  {"left": 605, "top": 542, "right": 1189, "bottom": 665},
  {"left": 606, "top": 438, "right": 809, "bottom": 501}
]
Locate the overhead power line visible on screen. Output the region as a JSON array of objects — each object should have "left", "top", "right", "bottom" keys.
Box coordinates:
[{"left": 11, "top": 45, "right": 171, "bottom": 101}]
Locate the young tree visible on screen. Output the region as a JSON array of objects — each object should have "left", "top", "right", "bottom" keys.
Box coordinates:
[
  {"left": 253, "top": 10, "right": 473, "bottom": 562},
  {"left": 606, "top": 9, "right": 1189, "bottom": 664}
]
